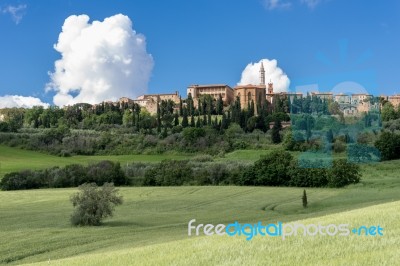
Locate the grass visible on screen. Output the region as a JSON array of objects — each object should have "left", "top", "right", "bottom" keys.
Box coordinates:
[
  {"left": 25, "top": 200, "right": 400, "bottom": 266},
  {"left": 0, "top": 145, "right": 189, "bottom": 178},
  {"left": 1, "top": 166, "right": 400, "bottom": 265},
  {"left": 0, "top": 145, "right": 399, "bottom": 264}
]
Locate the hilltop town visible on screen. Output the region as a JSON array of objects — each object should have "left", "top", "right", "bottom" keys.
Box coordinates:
[{"left": 110, "top": 62, "right": 398, "bottom": 116}]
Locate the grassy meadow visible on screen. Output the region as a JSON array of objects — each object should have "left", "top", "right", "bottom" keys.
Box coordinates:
[
  {"left": 25, "top": 200, "right": 400, "bottom": 266},
  {"left": 0, "top": 145, "right": 189, "bottom": 178},
  {"left": 0, "top": 146, "right": 399, "bottom": 265}
]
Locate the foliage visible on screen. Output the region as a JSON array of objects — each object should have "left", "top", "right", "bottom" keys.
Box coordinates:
[
  {"left": 251, "top": 150, "right": 293, "bottom": 186},
  {"left": 381, "top": 102, "right": 398, "bottom": 121},
  {"left": 271, "top": 119, "right": 282, "bottom": 144},
  {"left": 143, "top": 160, "right": 193, "bottom": 186},
  {"left": 302, "top": 189, "right": 308, "bottom": 208},
  {"left": 0, "top": 160, "right": 128, "bottom": 190},
  {"left": 327, "top": 159, "right": 361, "bottom": 188},
  {"left": 70, "top": 183, "right": 123, "bottom": 226},
  {"left": 374, "top": 131, "right": 400, "bottom": 160}
]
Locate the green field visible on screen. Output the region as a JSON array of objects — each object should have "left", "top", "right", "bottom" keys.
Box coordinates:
[
  {"left": 0, "top": 146, "right": 399, "bottom": 265},
  {"left": 26, "top": 200, "right": 400, "bottom": 266},
  {"left": 0, "top": 145, "right": 189, "bottom": 178}
]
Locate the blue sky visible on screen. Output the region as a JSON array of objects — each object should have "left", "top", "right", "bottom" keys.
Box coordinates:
[{"left": 0, "top": 0, "right": 399, "bottom": 106}]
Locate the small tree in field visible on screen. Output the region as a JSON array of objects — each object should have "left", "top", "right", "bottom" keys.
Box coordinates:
[
  {"left": 70, "top": 183, "right": 123, "bottom": 226},
  {"left": 302, "top": 189, "right": 308, "bottom": 208}
]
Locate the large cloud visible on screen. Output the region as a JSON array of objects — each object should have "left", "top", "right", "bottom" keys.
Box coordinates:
[
  {"left": 238, "top": 59, "right": 290, "bottom": 92},
  {"left": 47, "top": 14, "right": 154, "bottom": 106},
  {"left": 0, "top": 95, "right": 49, "bottom": 108}
]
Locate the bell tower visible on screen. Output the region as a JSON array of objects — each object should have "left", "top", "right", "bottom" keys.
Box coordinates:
[
  {"left": 268, "top": 80, "right": 273, "bottom": 94},
  {"left": 259, "top": 61, "right": 265, "bottom": 86}
]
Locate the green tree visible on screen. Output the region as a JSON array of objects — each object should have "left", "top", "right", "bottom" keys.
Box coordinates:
[
  {"left": 326, "top": 129, "right": 334, "bottom": 143},
  {"left": 302, "top": 190, "right": 308, "bottom": 208},
  {"left": 182, "top": 107, "right": 189, "bottom": 128},
  {"left": 252, "top": 150, "right": 293, "bottom": 186},
  {"left": 381, "top": 102, "right": 397, "bottom": 121},
  {"left": 216, "top": 94, "right": 224, "bottom": 115},
  {"left": 190, "top": 115, "right": 195, "bottom": 127},
  {"left": 187, "top": 93, "right": 194, "bottom": 115},
  {"left": 327, "top": 159, "right": 361, "bottom": 187},
  {"left": 179, "top": 96, "right": 183, "bottom": 116},
  {"left": 174, "top": 112, "right": 179, "bottom": 126},
  {"left": 374, "top": 131, "right": 400, "bottom": 160},
  {"left": 271, "top": 119, "right": 282, "bottom": 144},
  {"left": 70, "top": 183, "right": 123, "bottom": 226},
  {"left": 122, "top": 109, "right": 133, "bottom": 127}
]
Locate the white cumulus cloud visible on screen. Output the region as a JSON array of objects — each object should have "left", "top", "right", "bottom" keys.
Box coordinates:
[
  {"left": 238, "top": 59, "right": 290, "bottom": 92},
  {"left": 0, "top": 95, "right": 49, "bottom": 108},
  {"left": 47, "top": 14, "right": 154, "bottom": 107}
]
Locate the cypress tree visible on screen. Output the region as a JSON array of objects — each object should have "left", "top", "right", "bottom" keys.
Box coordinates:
[
  {"left": 326, "top": 129, "right": 334, "bottom": 143},
  {"left": 250, "top": 100, "right": 255, "bottom": 117},
  {"left": 221, "top": 113, "right": 228, "bottom": 130},
  {"left": 217, "top": 94, "right": 224, "bottom": 115},
  {"left": 182, "top": 107, "right": 188, "bottom": 128},
  {"left": 187, "top": 93, "right": 194, "bottom": 116},
  {"left": 179, "top": 96, "right": 183, "bottom": 116},
  {"left": 174, "top": 112, "right": 179, "bottom": 126},
  {"left": 302, "top": 190, "right": 308, "bottom": 208},
  {"left": 271, "top": 118, "right": 282, "bottom": 144},
  {"left": 196, "top": 117, "right": 202, "bottom": 128},
  {"left": 157, "top": 103, "right": 161, "bottom": 133},
  {"left": 190, "top": 115, "right": 195, "bottom": 127}
]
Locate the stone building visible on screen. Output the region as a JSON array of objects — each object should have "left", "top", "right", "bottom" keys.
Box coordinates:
[
  {"left": 233, "top": 61, "right": 267, "bottom": 114},
  {"left": 134, "top": 91, "right": 181, "bottom": 114},
  {"left": 311, "top": 92, "right": 333, "bottom": 101},
  {"left": 186, "top": 84, "right": 234, "bottom": 107},
  {"left": 387, "top": 94, "right": 400, "bottom": 108}
]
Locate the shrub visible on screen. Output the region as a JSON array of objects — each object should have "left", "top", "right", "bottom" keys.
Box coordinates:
[
  {"left": 327, "top": 159, "right": 361, "bottom": 188},
  {"left": 143, "top": 160, "right": 193, "bottom": 186},
  {"left": 333, "top": 139, "right": 346, "bottom": 153},
  {"left": 70, "top": 183, "right": 123, "bottom": 226},
  {"left": 182, "top": 127, "right": 206, "bottom": 142},
  {"left": 123, "top": 162, "right": 152, "bottom": 186},
  {"left": 348, "top": 144, "right": 381, "bottom": 163},
  {"left": 374, "top": 131, "right": 400, "bottom": 160},
  {"left": 86, "top": 161, "right": 128, "bottom": 186},
  {"left": 0, "top": 170, "right": 47, "bottom": 190},
  {"left": 190, "top": 154, "right": 214, "bottom": 162},
  {"left": 0, "top": 161, "right": 127, "bottom": 190},
  {"left": 288, "top": 160, "right": 328, "bottom": 187},
  {"left": 252, "top": 150, "right": 293, "bottom": 186}
]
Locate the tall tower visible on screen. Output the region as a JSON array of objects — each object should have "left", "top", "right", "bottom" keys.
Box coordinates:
[{"left": 259, "top": 61, "right": 265, "bottom": 86}]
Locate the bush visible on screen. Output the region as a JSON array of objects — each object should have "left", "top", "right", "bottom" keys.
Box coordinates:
[
  {"left": 0, "top": 161, "right": 127, "bottom": 190},
  {"left": 333, "top": 139, "right": 346, "bottom": 153},
  {"left": 86, "top": 161, "right": 128, "bottom": 186},
  {"left": 70, "top": 183, "right": 123, "bottom": 226},
  {"left": 348, "top": 144, "right": 381, "bottom": 163},
  {"left": 374, "top": 131, "right": 400, "bottom": 160},
  {"left": 327, "top": 159, "right": 361, "bottom": 188},
  {"left": 143, "top": 160, "right": 193, "bottom": 186},
  {"left": 288, "top": 160, "right": 328, "bottom": 187},
  {"left": 182, "top": 127, "right": 206, "bottom": 142},
  {"left": 252, "top": 150, "right": 293, "bottom": 186}
]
